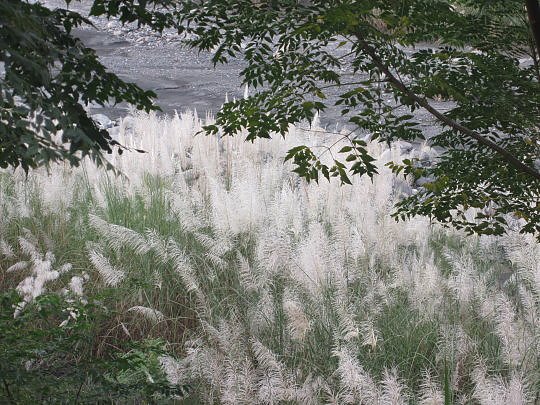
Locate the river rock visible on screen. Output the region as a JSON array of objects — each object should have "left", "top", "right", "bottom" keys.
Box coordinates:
[{"left": 92, "top": 113, "right": 115, "bottom": 129}]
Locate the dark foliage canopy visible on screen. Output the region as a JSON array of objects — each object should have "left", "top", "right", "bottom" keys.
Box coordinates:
[
  {"left": 0, "top": 0, "right": 157, "bottom": 171},
  {"left": 1, "top": 0, "right": 540, "bottom": 238}
]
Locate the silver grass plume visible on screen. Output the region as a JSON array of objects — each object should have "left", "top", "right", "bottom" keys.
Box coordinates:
[
  {"left": 0, "top": 239, "right": 15, "bottom": 259},
  {"left": 237, "top": 252, "right": 260, "bottom": 293},
  {"left": 88, "top": 248, "right": 125, "bottom": 286},
  {"left": 283, "top": 289, "right": 310, "bottom": 342},
  {"left": 167, "top": 239, "right": 199, "bottom": 294},
  {"left": 18, "top": 236, "right": 41, "bottom": 262},
  {"left": 159, "top": 355, "right": 187, "bottom": 386},
  {"left": 380, "top": 367, "right": 408, "bottom": 405},
  {"left": 7, "top": 261, "right": 29, "bottom": 273},
  {"left": 251, "top": 339, "right": 290, "bottom": 404},
  {"left": 221, "top": 357, "right": 257, "bottom": 404},
  {"left": 12, "top": 241, "right": 71, "bottom": 317},
  {"left": 88, "top": 214, "right": 150, "bottom": 255},
  {"left": 145, "top": 229, "right": 169, "bottom": 263},
  {"left": 68, "top": 274, "right": 88, "bottom": 297},
  {"left": 249, "top": 289, "right": 275, "bottom": 334},
  {"left": 290, "top": 374, "right": 324, "bottom": 405},
  {"left": 418, "top": 371, "right": 444, "bottom": 405},
  {"left": 436, "top": 325, "right": 474, "bottom": 391},
  {"left": 359, "top": 319, "right": 380, "bottom": 351},
  {"left": 128, "top": 306, "right": 165, "bottom": 323},
  {"left": 471, "top": 362, "right": 531, "bottom": 405},
  {"left": 167, "top": 238, "right": 208, "bottom": 315},
  {"left": 21, "top": 227, "right": 39, "bottom": 246},
  {"left": 195, "top": 231, "right": 232, "bottom": 270},
  {"left": 333, "top": 296, "right": 359, "bottom": 342},
  {"left": 332, "top": 346, "right": 379, "bottom": 404},
  {"left": 492, "top": 293, "right": 531, "bottom": 368}
]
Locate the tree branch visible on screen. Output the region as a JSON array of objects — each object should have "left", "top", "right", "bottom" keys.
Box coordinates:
[
  {"left": 526, "top": 0, "right": 540, "bottom": 58},
  {"left": 356, "top": 37, "right": 540, "bottom": 181}
]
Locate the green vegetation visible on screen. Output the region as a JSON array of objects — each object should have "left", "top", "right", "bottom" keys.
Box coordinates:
[
  {"left": 0, "top": 0, "right": 157, "bottom": 171},
  {"left": 1, "top": 113, "right": 537, "bottom": 403},
  {"left": 0, "top": 291, "right": 184, "bottom": 403},
  {"left": 2, "top": 0, "right": 539, "bottom": 237}
]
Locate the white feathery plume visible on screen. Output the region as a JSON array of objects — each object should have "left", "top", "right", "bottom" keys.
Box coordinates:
[
  {"left": 445, "top": 249, "right": 484, "bottom": 307},
  {"left": 251, "top": 339, "right": 289, "bottom": 404},
  {"left": 225, "top": 172, "right": 266, "bottom": 234},
  {"left": 120, "top": 322, "right": 131, "bottom": 337},
  {"left": 332, "top": 346, "right": 379, "bottom": 404},
  {"left": 7, "top": 261, "right": 29, "bottom": 273},
  {"left": 153, "top": 269, "right": 163, "bottom": 289},
  {"left": 471, "top": 362, "right": 531, "bottom": 405},
  {"left": 418, "top": 371, "right": 444, "bottom": 405},
  {"left": 291, "top": 374, "right": 324, "bottom": 405},
  {"left": 194, "top": 231, "right": 232, "bottom": 257},
  {"left": 295, "top": 222, "right": 332, "bottom": 292},
  {"left": 144, "top": 229, "right": 169, "bottom": 263},
  {"left": 194, "top": 231, "right": 232, "bottom": 270},
  {"left": 283, "top": 298, "right": 310, "bottom": 342},
  {"left": 167, "top": 238, "right": 208, "bottom": 314},
  {"left": 44, "top": 251, "right": 55, "bottom": 264},
  {"left": 68, "top": 274, "right": 88, "bottom": 297},
  {"left": 167, "top": 189, "right": 205, "bottom": 231},
  {"left": 38, "top": 166, "right": 75, "bottom": 213},
  {"left": 88, "top": 248, "right": 125, "bottom": 286},
  {"left": 221, "top": 357, "right": 257, "bottom": 404},
  {"left": 517, "top": 285, "right": 538, "bottom": 326},
  {"left": 88, "top": 214, "right": 150, "bottom": 255},
  {"left": 13, "top": 180, "right": 31, "bottom": 218},
  {"left": 203, "top": 318, "right": 245, "bottom": 357},
  {"left": 249, "top": 289, "right": 275, "bottom": 334},
  {"left": 492, "top": 293, "right": 530, "bottom": 368},
  {"left": 159, "top": 355, "right": 186, "bottom": 386},
  {"left": 334, "top": 296, "right": 359, "bottom": 342},
  {"left": 0, "top": 239, "right": 15, "bottom": 258},
  {"left": 505, "top": 373, "right": 531, "bottom": 405},
  {"left": 58, "top": 263, "right": 72, "bottom": 274},
  {"left": 436, "top": 325, "right": 474, "bottom": 390},
  {"left": 267, "top": 184, "right": 304, "bottom": 236},
  {"left": 400, "top": 251, "right": 444, "bottom": 318},
  {"left": 18, "top": 236, "right": 41, "bottom": 262},
  {"left": 14, "top": 254, "right": 62, "bottom": 317},
  {"left": 255, "top": 230, "right": 295, "bottom": 276},
  {"left": 237, "top": 252, "right": 259, "bottom": 293},
  {"left": 15, "top": 265, "right": 56, "bottom": 301},
  {"left": 21, "top": 228, "right": 39, "bottom": 245},
  {"left": 501, "top": 231, "right": 540, "bottom": 297},
  {"left": 127, "top": 306, "right": 165, "bottom": 323},
  {"left": 359, "top": 319, "right": 380, "bottom": 351},
  {"left": 380, "top": 367, "right": 408, "bottom": 405},
  {"left": 205, "top": 251, "right": 227, "bottom": 270},
  {"left": 92, "top": 183, "right": 107, "bottom": 209},
  {"left": 167, "top": 239, "right": 200, "bottom": 294},
  {"left": 183, "top": 339, "right": 224, "bottom": 396}
]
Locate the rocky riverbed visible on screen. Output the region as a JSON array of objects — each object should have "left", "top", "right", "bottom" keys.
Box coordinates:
[{"left": 41, "top": 0, "right": 457, "bottom": 140}]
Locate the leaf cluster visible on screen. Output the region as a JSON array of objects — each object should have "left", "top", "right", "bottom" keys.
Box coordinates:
[
  {"left": 0, "top": 290, "right": 186, "bottom": 403},
  {"left": 177, "top": 0, "right": 540, "bottom": 238},
  {"left": 0, "top": 0, "right": 158, "bottom": 172}
]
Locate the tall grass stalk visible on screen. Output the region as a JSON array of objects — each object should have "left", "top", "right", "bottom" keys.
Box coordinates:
[{"left": 1, "top": 111, "right": 538, "bottom": 403}]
